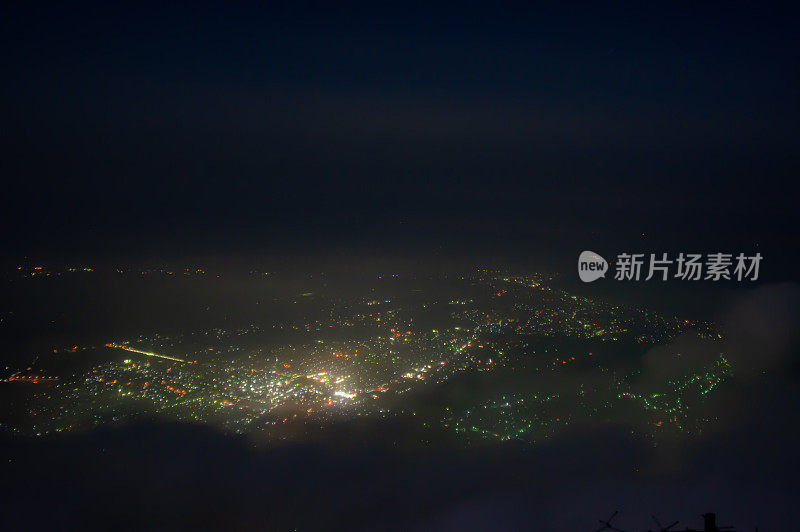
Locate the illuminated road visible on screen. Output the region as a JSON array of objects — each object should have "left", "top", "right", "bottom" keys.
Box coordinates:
[{"left": 107, "top": 343, "right": 186, "bottom": 363}]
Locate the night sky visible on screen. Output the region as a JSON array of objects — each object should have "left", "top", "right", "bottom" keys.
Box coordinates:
[{"left": 3, "top": 3, "right": 797, "bottom": 270}]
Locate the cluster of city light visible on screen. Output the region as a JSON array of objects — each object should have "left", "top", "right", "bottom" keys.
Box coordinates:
[{"left": 8, "top": 269, "right": 734, "bottom": 447}]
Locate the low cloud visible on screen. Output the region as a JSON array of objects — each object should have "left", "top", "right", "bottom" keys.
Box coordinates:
[{"left": 642, "top": 283, "right": 800, "bottom": 382}]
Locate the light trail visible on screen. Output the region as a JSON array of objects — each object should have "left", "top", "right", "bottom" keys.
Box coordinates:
[{"left": 107, "top": 343, "right": 186, "bottom": 362}]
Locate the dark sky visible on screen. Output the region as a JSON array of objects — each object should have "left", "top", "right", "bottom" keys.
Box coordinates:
[{"left": 2, "top": 3, "right": 798, "bottom": 268}]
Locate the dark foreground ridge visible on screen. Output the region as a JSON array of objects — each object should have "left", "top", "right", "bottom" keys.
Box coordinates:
[{"left": 2, "top": 417, "right": 795, "bottom": 531}]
